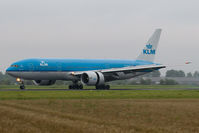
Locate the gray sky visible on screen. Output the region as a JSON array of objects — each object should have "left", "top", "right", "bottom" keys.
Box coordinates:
[{"left": 0, "top": 0, "right": 199, "bottom": 75}]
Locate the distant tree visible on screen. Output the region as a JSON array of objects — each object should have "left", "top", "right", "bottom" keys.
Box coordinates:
[
  {"left": 0, "top": 72, "right": 4, "bottom": 78},
  {"left": 178, "top": 70, "right": 185, "bottom": 77},
  {"left": 151, "top": 70, "right": 161, "bottom": 77},
  {"left": 55, "top": 80, "right": 66, "bottom": 85},
  {"left": 187, "top": 72, "right": 193, "bottom": 78},
  {"left": 193, "top": 71, "right": 199, "bottom": 78},
  {"left": 159, "top": 79, "right": 165, "bottom": 85},
  {"left": 166, "top": 70, "right": 185, "bottom": 77},
  {"left": 166, "top": 70, "right": 176, "bottom": 77},
  {"left": 129, "top": 80, "right": 138, "bottom": 85},
  {"left": 165, "top": 79, "right": 178, "bottom": 85},
  {"left": 159, "top": 79, "right": 178, "bottom": 85},
  {"left": 109, "top": 80, "right": 128, "bottom": 85},
  {"left": 143, "top": 70, "right": 161, "bottom": 77},
  {"left": 140, "top": 78, "right": 152, "bottom": 85},
  {"left": 0, "top": 72, "right": 16, "bottom": 85}
]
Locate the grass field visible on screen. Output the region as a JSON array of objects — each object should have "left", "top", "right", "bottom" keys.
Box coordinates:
[
  {"left": 0, "top": 85, "right": 199, "bottom": 133},
  {"left": 0, "top": 85, "right": 199, "bottom": 100},
  {"left": 0, "top": 84, "right": 198, "bottom": 90}
]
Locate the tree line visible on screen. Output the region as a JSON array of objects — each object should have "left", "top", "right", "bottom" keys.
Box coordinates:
[
  {"left": 166, "top": 70, "right": 199, "bottom": 78},
  {"left": 140, "top": 70, "right": 199, "bottom": 78}
]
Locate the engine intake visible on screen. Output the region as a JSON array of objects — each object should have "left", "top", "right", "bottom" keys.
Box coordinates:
[
  {"left": 81, "top": 72, "right": 105, "bottom": 86},
  {"left": 33, "top": 80, "right": 56, "bottom": 86}
]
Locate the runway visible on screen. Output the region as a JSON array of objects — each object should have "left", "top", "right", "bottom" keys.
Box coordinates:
[{"left": 0, "top": 88, "right": 199, "bottom": 91}]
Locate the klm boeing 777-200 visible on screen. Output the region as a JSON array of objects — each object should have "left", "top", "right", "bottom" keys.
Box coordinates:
[{"left": 6, "top": 29, "right": 166, "bottom": 89}]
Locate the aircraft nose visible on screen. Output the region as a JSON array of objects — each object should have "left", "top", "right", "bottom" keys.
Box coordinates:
[
  {"left": 6, "top": 67, "right": 16, "bottom": 75},
  {"left": 6, "top": 67, "right": 10, "bottom": 71},
  {"left": 6, "top": 67, "right": 18, "bottom": 77},
  {"left": 6, "top": 67, "right": 12, "bottom": 75}
]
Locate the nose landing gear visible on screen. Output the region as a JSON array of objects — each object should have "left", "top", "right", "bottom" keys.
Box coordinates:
[
  {"left": 16, "top": 78, "right": 25, "bottom": 90},
  {"left": 20, "top": 84, "right": 25, "bottom": 90}
]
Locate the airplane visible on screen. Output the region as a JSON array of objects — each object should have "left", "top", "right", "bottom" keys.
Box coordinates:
[{"left": 6, "top": 29, "right": 166, "bottom": 90}]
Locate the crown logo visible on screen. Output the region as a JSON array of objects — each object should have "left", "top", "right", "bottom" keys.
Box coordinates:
[{"left": 146, "top": 44, "right": 152, "bottom": 49}]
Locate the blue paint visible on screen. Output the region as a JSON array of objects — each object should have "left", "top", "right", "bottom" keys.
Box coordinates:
[
  {"left": 6, "top": 58, "right": 156, "bottom": 72},
  {"left": 143, "top": 44, "right": 156, "bottom": 55},
  {"left": 143, "top": 49, "right": 156, "bottom": 55}
]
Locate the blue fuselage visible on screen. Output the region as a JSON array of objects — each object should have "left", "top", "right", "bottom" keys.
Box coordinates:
[
  {"left": 6, "top": 58, "right": 154, "bottom": 72},
  {"left": 6, "top": 58, "right": 157, "bottom": 81}
]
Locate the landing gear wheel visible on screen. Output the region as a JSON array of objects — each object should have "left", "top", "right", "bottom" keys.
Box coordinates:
[
  {"left": 96, "top": 85, "right": 110, "bottom": 90},
  {"left": 96, "top": 85, "right": 103, "bottom": 90},
  {"left": 79, "top": 84, "right": 83, "bottom": 89},
  {"left": 69, "top": 85, "right": 73, "bottom": 89},
  {"left": 105, "top": 85, "right": 110, "bottom": 90},
  {"left": 96, "top": 85, "right": 104, "bottom": 90},
  {"left": 96, "top": 85, "right": 99, "bottom": 90},
  {"left": 17, "top": 79, "right": 25, "bottom": 90},
  {"left": 68, "top": 84, "right": 83, "bottom": 90},
  {"left": 20, "top": 85, "right": 25, "bottom": 90}
]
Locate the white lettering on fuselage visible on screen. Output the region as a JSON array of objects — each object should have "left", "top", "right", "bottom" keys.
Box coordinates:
[{"left": 40, "top": 61, "right": 48, "bottom": 66}]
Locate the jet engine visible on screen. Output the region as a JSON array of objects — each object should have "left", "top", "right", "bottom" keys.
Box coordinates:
[
  {"left": 33, "top": 80, "right": 56, "bottom": 86},
  {"left": 81, "top": 71, "right": 105, "bottom": 86}
]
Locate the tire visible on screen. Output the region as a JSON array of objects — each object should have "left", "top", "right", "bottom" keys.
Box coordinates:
[
  {"left": 20, "top": 85, "right": 25, "bottom": 90},
  {"left": 77, "top": 85, "right": 80, "bottom": 89},
  {"left": 106, "top": 85, "right": 110, "bottom": 90},
  {"left": 74, "top": 85, "right": 78, "bottom": 89},
  {"left": 69, "top": 85, "right": 72, "bottom": 89},
  {"left": 96, "top": 85, "right": 110, "bottom": 90},
  {"left": 95, "top": 85, "right": 99, "bottom": 90},
  {"left": 79, "top": 84, "right": 83, "bottom": 89},
  {"left": 96, "top": 85, "right": 105, "bottom": 90}
]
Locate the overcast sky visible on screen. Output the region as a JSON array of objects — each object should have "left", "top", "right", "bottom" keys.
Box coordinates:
[{"left": 0, "top": 0, "right": 199, "bottom": 74}]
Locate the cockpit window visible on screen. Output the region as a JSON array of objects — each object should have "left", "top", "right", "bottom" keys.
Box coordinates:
[{"left": 11, "top": 65, "right": 19, "bottom": 68}]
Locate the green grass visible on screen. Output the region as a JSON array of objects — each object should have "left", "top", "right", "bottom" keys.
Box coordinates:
[
  {"left": 0, "top": 85, "right": 199, "bottom": 100},
  {"left": 0, "top": 85, "right": 198, "bottom": 89},
  {"left": 0, "top": 89, "right": 199, "bottom": 100},
  {"left": 1, "top": 85, "right": 199, "bottom": 133}
]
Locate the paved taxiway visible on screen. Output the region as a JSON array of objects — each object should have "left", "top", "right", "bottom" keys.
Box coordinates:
[{"left": 0, "top": 88, "right": 199, "bottom": 91}]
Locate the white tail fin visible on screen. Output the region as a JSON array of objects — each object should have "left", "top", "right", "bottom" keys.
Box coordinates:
[{"left": 137, "top": 29, "right": 162, "bottom": 62}]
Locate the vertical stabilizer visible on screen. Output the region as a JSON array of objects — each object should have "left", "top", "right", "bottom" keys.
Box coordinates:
[{"left": 137, "top": 29, "right": 162, "bottom": 62}]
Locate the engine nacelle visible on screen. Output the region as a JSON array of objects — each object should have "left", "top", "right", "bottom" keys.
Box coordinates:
[
  {"left": 33, "top": 80, "right": 56, "bottom": 86},
  {"left": 81, "top": 72, "right": 105, "bottom": 86}
]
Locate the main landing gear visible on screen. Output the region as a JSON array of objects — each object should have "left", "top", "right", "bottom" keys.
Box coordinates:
[
  {"left": 16, "top": 78, "right": 25, "bottom": 90},
  {"left": 69, "top": 84, "right": 83, "bottom": 89},
  {"left": 95, "top": 85, "right": 110, "bottom": 90},
  {"left": 69, "top": 81, "right": 83, "bottom": 89}
]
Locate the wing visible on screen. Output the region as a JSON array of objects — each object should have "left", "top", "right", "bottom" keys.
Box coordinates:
[{"left": 70, "top": 64, "right": 166, "bottom": 76}]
